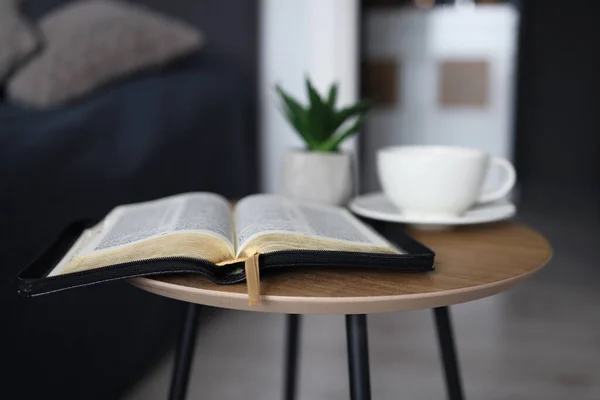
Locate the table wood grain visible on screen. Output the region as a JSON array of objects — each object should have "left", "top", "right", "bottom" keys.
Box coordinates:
[{"left": 131, "top": 221, "right": 552, "bottom": 314}]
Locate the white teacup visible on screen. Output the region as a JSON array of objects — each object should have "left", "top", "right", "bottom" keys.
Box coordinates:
[{"left": 377, "top": 146, "right": 516, "bottom": 218}]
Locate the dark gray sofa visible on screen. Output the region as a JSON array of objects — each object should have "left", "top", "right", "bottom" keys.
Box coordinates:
[{"left": 0, "top": 1, "right": 258, "bottom": 398}]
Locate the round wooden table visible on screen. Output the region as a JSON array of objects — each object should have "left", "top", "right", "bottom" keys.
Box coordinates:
[{"left": 132, "top": 221, "right": 551, "bottom": 400}]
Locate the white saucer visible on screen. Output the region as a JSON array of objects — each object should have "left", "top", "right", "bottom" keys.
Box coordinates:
[{"left": 349, "top": 192, "right": 516, "bottom": 226}]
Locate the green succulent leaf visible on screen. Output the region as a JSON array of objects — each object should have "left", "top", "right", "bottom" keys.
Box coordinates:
[
  {"left": 327, "top": 83, "right": 338, "bottom": 108},
  {"left": 332, "top": 99, "right": 373, "bottom": 133},
  {"left": 281, "top": 105, "right": 314, "bottom": 148},
  {"left": 305, "top": 78, "right": 331, "bottom": 142},
  {"left": 275, "top": 85, "right": 305, "bottom": 122},
  {"left": 276, "top": 84, "right": 315, "bottom": 148},
  {"left": 305, "top": 78, "right": 324, "bottom": 108},
  {"left": 317, "top": 113, "right": 368, "bottom": 152},
  {"left": 275, "top": 79, "right": 372, "bottom": 151}
]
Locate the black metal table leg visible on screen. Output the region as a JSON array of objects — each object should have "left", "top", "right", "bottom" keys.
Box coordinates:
[
  {"left": 169, "top": 303, "right": 201, "bottom": 400},
  {"left": 283, "top": 314, "right": 301, "bottom": 400},
  {"left": 433, "top": 307, "right": 465, "bottom": 400},
  {"left": 346, "top": 314, "right": 371, "bottom": 400}
]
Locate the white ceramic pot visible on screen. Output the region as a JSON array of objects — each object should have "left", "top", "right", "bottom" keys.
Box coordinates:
[{"left": 283, "top": 151, "right": 354, "bottom": 206}]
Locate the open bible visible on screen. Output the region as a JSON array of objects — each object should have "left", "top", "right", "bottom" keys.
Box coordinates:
[{"left": 17, "top": 193, "right": 435, "bottom": 299}]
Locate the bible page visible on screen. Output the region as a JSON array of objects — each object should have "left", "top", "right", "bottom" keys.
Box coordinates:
[
  {"left": 49, "top": 193, "right": 234, "bottom": 276},
  {"left": 234, "top": 194, "right": 395, "bottom": 257},
  {"left": 74, "top": 192, "right": 233, "bottom": 258}
]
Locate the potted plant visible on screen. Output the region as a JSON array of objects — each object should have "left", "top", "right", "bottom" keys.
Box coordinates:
[{"left": 276, "top": 78, "right": 372, "bottom": 205}]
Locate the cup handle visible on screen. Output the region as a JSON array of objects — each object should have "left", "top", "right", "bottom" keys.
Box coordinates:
[{"left": 477, "top": 157, "right": 516, "bottom": 204}]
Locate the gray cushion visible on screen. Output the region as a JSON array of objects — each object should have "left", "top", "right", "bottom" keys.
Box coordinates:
[
  {"left": 0, "top": 0, "right": 40, "bottom": 81},
  {"left": 8, "top": 0, "right": 203, "bottom": 108}
]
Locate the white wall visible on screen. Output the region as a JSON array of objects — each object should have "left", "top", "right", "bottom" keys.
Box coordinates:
[
  {"left": 363, "top": 5, "right": 518, "bottom": 192},
  {"left": 259, "top": 0, "right": 359, "bottom": 193}
]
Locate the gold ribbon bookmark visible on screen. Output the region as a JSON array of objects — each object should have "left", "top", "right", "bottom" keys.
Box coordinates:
[{"left": 244, "top": 253, "right": 261, "bottom": 306}]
